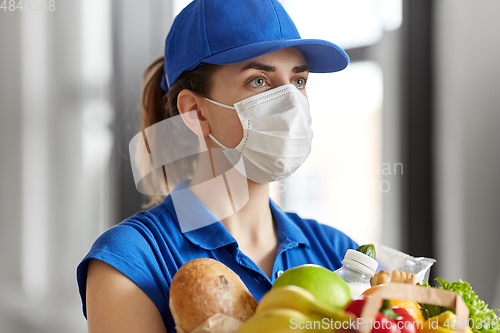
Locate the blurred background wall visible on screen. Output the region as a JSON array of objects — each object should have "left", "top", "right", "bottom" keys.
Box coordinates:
[
  {"left": 434, "top": 0, "right": 500, "bottom": 300},
  {"left": 0, "top": 0, "right": 499, "bottom": 332}
]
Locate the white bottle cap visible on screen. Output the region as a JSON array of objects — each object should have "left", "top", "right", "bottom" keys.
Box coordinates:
[{"left": 342, "top": 249, "right": 379, "bottom": 277}]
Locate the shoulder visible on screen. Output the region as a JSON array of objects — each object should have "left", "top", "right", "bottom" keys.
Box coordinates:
[
  {"left": 89, "top": 200, "right": 180, "bottom": 256},
  {"left": 77, "top": 201, "right": 179, "bottom": 327},
  {"left": 83, "top": 207, "right": 174, "bottom": 267},
  {"left": 287, "top": 211, "right": 358, "bottom": 247},
  {"left": 78, "top": 200, "right": 178, "bottom": 278}
]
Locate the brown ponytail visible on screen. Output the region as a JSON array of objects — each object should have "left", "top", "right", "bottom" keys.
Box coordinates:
[{"left": 138, "top": 56, "right": 220, "bottom": 207}]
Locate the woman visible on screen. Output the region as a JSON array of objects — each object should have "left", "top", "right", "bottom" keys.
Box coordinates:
[{"left": 77, "top": 0, "right": 358, "bottom": 332}]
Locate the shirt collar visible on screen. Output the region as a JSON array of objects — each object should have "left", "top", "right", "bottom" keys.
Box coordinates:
[
  {"left": 269, "top": 199, "right": 310, "bottom": 249},
  {"left": 163, "top": 179, "right": 310, "bottom": 250},
  {"left": 163, "top": 179, "right": 237, "bottom": 250}
]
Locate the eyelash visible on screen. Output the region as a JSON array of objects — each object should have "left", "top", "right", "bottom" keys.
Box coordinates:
[
  {"left": 246, "top": 74, "right": 269, "bottom": 87},
  {"left": 246, "top": 74, "right": 308, "bottom": 88}
]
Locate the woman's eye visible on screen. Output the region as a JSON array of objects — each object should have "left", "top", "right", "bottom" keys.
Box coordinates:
[
  {"left": 293, "top": 77, "right": 307, "bottom": 88},
  {"left": 248, "top": 75, "right": 269, "bottom": 88},
  {"left": 254, "top": 78, "right": 265, "bottom": 87}
]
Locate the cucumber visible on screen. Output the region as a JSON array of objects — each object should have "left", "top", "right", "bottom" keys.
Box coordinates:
[{"left": 356, "top": 244, "right": 376, "bottom": 259}]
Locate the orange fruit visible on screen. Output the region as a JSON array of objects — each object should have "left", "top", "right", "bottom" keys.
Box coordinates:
[
  {"left": 362, "top": 284, "right": 386, "bottom": 296},
  {"left": 362, "top": 285, "right": 425, "bottom": 324}
]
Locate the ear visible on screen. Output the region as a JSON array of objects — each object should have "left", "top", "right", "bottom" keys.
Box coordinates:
[{"left": 177, "top": 89, "right": 210, "bottom": 137}]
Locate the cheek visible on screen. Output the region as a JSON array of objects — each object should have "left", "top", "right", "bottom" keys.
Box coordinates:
[
  {"left": 211, "top": 110, "right": 244, "bottom": 148},
  {"left": 225, "top": 111, "right": 244, "bottom": 147}
]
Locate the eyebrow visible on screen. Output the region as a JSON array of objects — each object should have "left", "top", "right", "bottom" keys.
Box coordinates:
[
  {"left": 292, "top": 65, "right": 310, "bottom": 73},
  {"left": 240, "top": 62, "right": 310, "bottom": 74}
]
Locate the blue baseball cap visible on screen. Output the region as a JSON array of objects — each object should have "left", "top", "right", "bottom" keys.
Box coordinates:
[{"left": 160, "top": 0, "right": 349, "bottom": 92}]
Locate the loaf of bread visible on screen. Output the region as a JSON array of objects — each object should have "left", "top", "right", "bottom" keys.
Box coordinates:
[{"left": 169, "top": 258, "right": 258, "bottom": 333}]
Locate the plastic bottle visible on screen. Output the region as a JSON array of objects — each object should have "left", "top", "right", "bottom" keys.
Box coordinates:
[{"left": 334, "top": 249, "right": 379, "bottom": 298}]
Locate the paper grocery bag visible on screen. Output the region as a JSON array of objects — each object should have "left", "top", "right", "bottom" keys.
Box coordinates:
[
  {"left": 360, "top": 283, "right": 469, "bottom": 333},
  {"left": 187, "top": 284, "right": 469, "bottom": 333},
  {"left": 189, "top": 313, "right": 243, "bottom": 333}
]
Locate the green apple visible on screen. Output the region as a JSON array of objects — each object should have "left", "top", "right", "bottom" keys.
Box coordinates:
[{"left": 272, "top": 264, "right": 351, "bottom": 309}]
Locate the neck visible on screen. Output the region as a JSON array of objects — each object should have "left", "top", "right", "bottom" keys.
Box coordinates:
[
  {"left": 221, "top": 180, "right": 274, "bottom": 247},
  {"left": 189, "top": 147, "right": 276, "bottom": 247}
]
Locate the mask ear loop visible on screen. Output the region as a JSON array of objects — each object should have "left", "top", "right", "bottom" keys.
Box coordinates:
[
  {"left": 208, "top": 133, "right": 229, "bottom": 150},
  {"left": 205, "top": 97, "right": 236, "bottom": 110},
  {"left": 205, "top": 97, "right": 246, "bottom": 152},
  {"left": 205, "top": 98, "right": 232, "bottom": 149}
]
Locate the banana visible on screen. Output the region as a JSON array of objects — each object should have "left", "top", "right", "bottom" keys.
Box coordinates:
[
  {"left": 237, "top": 308, "right": 327, "bottom": 333},
  {"left": 256, "top": 285, "right": 355, "bottom": 324}
]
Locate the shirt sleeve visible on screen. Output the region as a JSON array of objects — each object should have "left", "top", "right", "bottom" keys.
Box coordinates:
[{"left": 76, "top": 218, "right": 172, "bottom": 328}]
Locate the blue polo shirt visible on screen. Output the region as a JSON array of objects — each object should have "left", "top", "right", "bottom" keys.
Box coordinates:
[{"left": 77, "top": 180, "right": 358, "bottom": 332}]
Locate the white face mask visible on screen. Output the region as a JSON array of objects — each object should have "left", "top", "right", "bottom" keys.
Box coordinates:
[{"left": 206, "top": 83, "right": 313, "bottom": 184}]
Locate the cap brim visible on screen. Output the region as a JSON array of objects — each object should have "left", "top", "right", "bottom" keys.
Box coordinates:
[{"left": 201, "top": 39, "right": 349, "bottom": 73}]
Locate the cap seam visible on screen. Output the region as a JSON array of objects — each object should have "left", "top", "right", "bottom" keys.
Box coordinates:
[
  {"left": 269, "top": 0, "right": 283, "bottom": 38},
  {"left": 202, "top": 0, "right": 211, "bottom": 54}
]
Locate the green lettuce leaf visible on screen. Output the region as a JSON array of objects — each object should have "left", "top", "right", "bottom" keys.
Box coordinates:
[{"left": 419, "top": 278, "right": 500, "bottom": 333}]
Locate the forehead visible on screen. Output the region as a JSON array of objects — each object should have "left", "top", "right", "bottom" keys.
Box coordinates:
[{"left": 220, "top": 47, "right": 308, "bottom": 73}]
